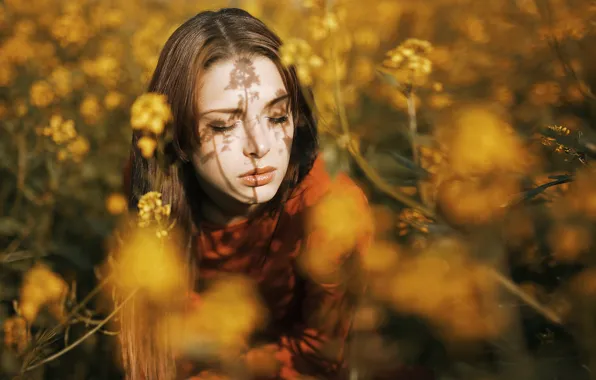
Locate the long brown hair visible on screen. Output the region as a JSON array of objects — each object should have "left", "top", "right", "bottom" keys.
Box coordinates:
[{"left": 121, "top": 8, "right": 319, "bottom": 380}]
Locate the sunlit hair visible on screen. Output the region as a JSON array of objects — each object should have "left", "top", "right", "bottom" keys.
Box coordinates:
[{"left": 122, "top": 8, "right": 318, "bottom": 380}]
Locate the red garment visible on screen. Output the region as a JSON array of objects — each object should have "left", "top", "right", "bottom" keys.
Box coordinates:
[{"left": 189, "top": 156, "right": 366, "bottom": 379}]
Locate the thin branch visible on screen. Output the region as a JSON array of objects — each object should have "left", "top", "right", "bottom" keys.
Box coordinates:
[
  {"left": 489, "top": 270, "right": 562, "bottom": 324},
  {"left": 23, "top": 288, "right": 137, "bottom": 372}
]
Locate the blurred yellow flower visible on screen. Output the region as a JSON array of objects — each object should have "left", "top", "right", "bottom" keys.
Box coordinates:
[
  {"left": 360, "top": 240, "right": 400, "bottom": 275},
  {"left": 444, "top": 106, "right": 532, "bottom": 176},
  {"left": 104, "top": 91, "right": 124, "bottom": 110},
  {"left": 111, "top": 227, "right": 187, "bottom": 305},
  {"left": 548, "top": 222, "right": 591, "bottom": 262},
  {"left": 167, "top": 276, "right": 266, "bottom": 354},
  {"left": 51, "top": 10, "right": 92, "bottom": 47},
  {"left": 280, "top": 38, "right": 322, "bottom": 86},
  {"left": 82, "top": 55, "right": 120, "bottom": 88},
  {"left": 49, "top": 66, "right": 73, "bottom": 97},
  {"left": 388, "top": 238, "right": 506, "bottom": 341},
  {"left": 65, "top": 135, "right": 90, "bottom": 163},
  {"left": 137, "top": 136, "right": 158, "bottom": 159},
  {"left": 19, "top": 263, "right": 68, "bottom": 323},
  {"left": 301, "top": 180, "right": 372, "bottom": 283},
  {"left": 80, "top": 95, "right": 102, "bottom": 124},
  {"left": 30, "top": 80, "right": 55, "bottom": 107},
  {"left": 106, "top": 192, "right": 128, "bottom": 215},
  {"left": 437, "top": 175, "right": 519, "bottom": 226},
  {"left": 131, "top": 93, "right": 172, "bottom": 135},
  {"left": 3, "top": 316, "right": 29, "bottom": 354},
  {"left": 530, "top": 81, "right": 561, "bottom": 106},
  {"left": 40, "top": 115, "right": 76, "bottom": 144},
  {"left": 0, "top": 61, "right": 15, "bottom": 86},
  {"left": 353, "top": 28, "right": 380, "bottom": 51}
]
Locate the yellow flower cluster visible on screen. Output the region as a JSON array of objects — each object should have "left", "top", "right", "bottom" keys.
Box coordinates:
[
  {"left": 547, "top": 125, "right": 571, "bottom": 136},
  {"left": 369, "top": 238, "right": 507, "bottom": 342},
  {"left": 81, "top": 56, "right": 121, "bottom": 88},
  {"left": 131, "top": 93, "right": 173, "bottom": 158},
  {"left": 30, "top": 80, "right": 55, "bottom": 107},
  {"left": 18, "top": 263, "right": 68, "bottom": 323},
  {"left": 308, "top": 11, "right": 341, "bottom": 41},
  {"left": 80, "top": 95, "right": 103, "bottom": 124},
  {"left": 49, "top": 66, "right": 74, "bottom": 98},
  {"left": 382, "top": 38, "right": 433, "bottom": 88},
  {"left": 396, "top": 208, "right": 431, "bottom": 236},
  {"left": 301, "top": 179, "right": 373, "bottom": 284},
  {"left": 166, "top": 276, "right": 266, "bottom": 355},
  {"left": 106, "top": 192, "right": 128, "bottom": 215},
  {"left": 137, "top": 191, "right": 172, "bottom": 237},
  {"left": 3, "top": 315, "right": 29, "bottom": 354},
  {"left": 443, "top": 106, "right": 531, "bottom": 176},
  {"left": 539, "top": 125, "right": 580, "bottom": 160},
  {"left": 280, "top": 38, "right": 323, "bottom": 86},
  {"left": 50, "top": 5, "right": 93, "bottom": 47},
  {"left": 111, "top": 227, "right": 186, "bottom": 304},
  {"left": 38, "top": 115, "right": 90, "bottom": 162}
]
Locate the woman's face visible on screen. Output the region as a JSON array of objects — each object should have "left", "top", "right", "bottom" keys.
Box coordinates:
[{"left": 192, "top": 55, "right": 295, "bottom": 208}]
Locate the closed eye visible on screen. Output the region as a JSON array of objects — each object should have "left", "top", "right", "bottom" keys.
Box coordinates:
[
  {"left": 266, "top": 115, "right": 289, "bottom": 125},
  {"left": 208, "top": 120, "right": 239, "bottom": 133}
]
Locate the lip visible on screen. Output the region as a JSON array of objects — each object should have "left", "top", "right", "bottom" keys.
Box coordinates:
[{"left": 238, "top": 166, "right": 277, "bottom": 187}]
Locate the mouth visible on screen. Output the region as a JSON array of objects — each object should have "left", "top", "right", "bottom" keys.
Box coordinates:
[{"left": 238, "top": 166, "right": 277, "bottom": 187}]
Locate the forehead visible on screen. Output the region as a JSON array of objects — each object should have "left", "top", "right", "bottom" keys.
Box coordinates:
[{"left": 196, "top": 56, "right": 287, "bottom": 109}]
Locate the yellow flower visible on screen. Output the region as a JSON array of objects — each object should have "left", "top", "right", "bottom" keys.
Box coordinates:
[
  {"left": 104, "top": 91, "right": 124, "bottom": 110},
  {"left": 361, "top": 240, "right": 400, "bottom": 275},
  {"left": 137, "top": 191, "right": 172, "bottom": 234},
  {"left": 131, "top": 93, "right": 172, "bottom": 135},
  {"left": 19, "top": 263, "right": 68, "bottom": 323},
  {"left": 80, "top": 95, "right": 102, "bottom": 124},
  {"left": 41, "top": 115, "right": 77, "bottom": 144},
  {"left": 280, "top": 39, "right": 322, "bottom": 86},
  {"left": 301, "top": 180, "right": 372, "bottom": 283},
  {"left": 0, "top": 61, "right": 15, "bottom": 87},
  {"left": 382, "top": 38, "right": 433, "bottom": 87},
  {"left": 106, "top": 192, "right": 128, "bottom": 215},
  {"left": 30, "top": 81, "right": 55, "bottom": 107},
  {"left": 3, "top": 316, "right": 29, "bottom": 354},
  {"left": 167, "top": 276, "right": 266, "bottom": 354},
  {"left": 112, "top": 227, "right": 187, "bottom": 305},
  {"left": 137, "top": 136, "right": 158, "bottom": 158},
  {"left": 51, "top": 10, "right": 91, "bottom": 47},
  {"left": 444, "top": 106, "right": 531, "bottom": 176},
  {"left": 66, "top": 136, "right": 90, "bottom": 162},
  {"left": 49, "top": 67, "right": 73, "bottom": 97}
]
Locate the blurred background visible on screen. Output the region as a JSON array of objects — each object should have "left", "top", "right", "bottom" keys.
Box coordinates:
[{"left": 2, "top": 0, "right": 596, "bottom": 379}]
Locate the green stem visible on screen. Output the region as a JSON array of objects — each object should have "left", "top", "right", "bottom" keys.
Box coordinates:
[{"left": 24, "top": 288, "right": 138, "bottom": 372}]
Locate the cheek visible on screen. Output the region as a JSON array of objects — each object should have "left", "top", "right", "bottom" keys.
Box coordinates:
[{"left": 274, "top": 124, "right": 294, "bottom": 153}]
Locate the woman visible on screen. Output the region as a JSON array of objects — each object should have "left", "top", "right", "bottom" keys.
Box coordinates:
[{"left": 122, "top": 7, "right": 376, "bottom": 380}]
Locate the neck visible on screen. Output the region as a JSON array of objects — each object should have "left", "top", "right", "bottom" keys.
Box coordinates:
[{"left": 199, "top": 195, "right": 262, "bottom": 226}]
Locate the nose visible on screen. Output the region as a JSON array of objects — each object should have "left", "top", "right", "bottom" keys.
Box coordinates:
[{"left": 243, "top": 117, "right": 271, "bottom": 159}]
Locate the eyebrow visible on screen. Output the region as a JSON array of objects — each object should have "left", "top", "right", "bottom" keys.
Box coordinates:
[{"left": 198, "top": 93, "right": 290, "bottom": 119}]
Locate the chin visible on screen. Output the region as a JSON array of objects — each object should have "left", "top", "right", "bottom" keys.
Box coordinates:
[{"left": 237, "top": 183, "right": 280, "bottom": 204}]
